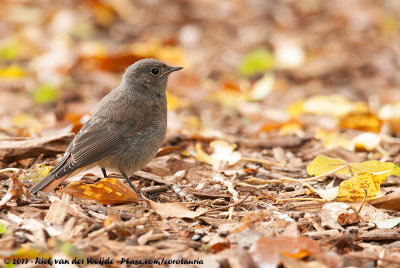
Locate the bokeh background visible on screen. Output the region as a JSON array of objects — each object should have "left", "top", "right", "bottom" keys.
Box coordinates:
[
  {"left": 1, "top": 0, "right": 400, "bottom": 141},
  {"left": 3, "top": 1, "right": 400, "bottom": 265}
]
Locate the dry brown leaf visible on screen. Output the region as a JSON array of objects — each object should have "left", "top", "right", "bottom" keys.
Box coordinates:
[
  {"left": 61, "top": 177, "right": 139, "bottom": 205},
  {"left": 369, "top": 190, "right": 400, "bottom": 210},
  {"left": 0, "top": 173, "right": 26, "bottom": 209},
  {"left": 250, "top": 236, "right": 341, "bottom": 268},
  {"left": 143, "top": 195, "right": 202, "bottom": 219}
]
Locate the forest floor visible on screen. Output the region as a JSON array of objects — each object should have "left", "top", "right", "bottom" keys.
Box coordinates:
[{"left": 1, "top": 0, "right": 400, "bottom": 267}]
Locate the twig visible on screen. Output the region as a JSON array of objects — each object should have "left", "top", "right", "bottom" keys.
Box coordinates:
[
  {"left": 201, "top": 193, "right": 251, "bottom": 215},
  {"left": 276, "top": 197, "right": 327, "bottom": 203},
  {"left": 0, "top": 168, "right": 20, "bottom": 173},
  {"left": 300, "top": 165, "right": 347, "bottom": 182},
  {"left": 213, "top": 175, "right": 239, "bottom": 219},
  {"left": 358, "top": 188, "right": 368, "bottom": 214},
  {"left": 246, "top": 176, "right": 318, "bottom": 193}
]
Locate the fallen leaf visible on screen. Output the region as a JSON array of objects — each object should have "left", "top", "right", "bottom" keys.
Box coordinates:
[
  {"left": 259, "top": 119, "right": 302, "bottom": 135},
  {"left": 320, "top": 202, "right": 349, "bottom": 230},
  {"left": 378, "top": 102, "right": 400, "bottom": 120},
  {"left": 314, "top": 186, "right": 339, "bottom": 201},
  {"left": 351, "top": 132, "right": 382, "bottom": 151},
  {"left": 61, "top": 177, "right": 139, "bottom": 205},
  {"left": 208, "top": 242, "right": 231, "bottom": 253},
  {"left": 19, "top": 163, "right": 52, "bottom": 183},
  {"left": 315, "top": 128, "right": 352, "bottom": 150},
  {"left": 196, "top": 141, "right": 242, "bottom": 170},
  {"left": 306, "top": 155, "right": 348, "bottom": 176},
  {"left": 0, "top": 173, "right": 26, "bottom": 209},
  {"left": 0, "top": 65, "right": 25, "bottom": 78},
  {"left": 143, "top": 195, "right": 202, "bottom": 219},
  {"left": 33, "top": 83, "right": 59, "bottom": 104},
  {"left": 369, "top": 190, "right": 400, "bottom": 210},
  {"left": 307, "top": 155, "right": 400, "bottom": 178},
  {"left": 336, "top": 172, "right": 386, "bottom": 202},
  {"left": 249, "top": 72, "right": 274, "bottom": 101},
  {"left": 130, "top": 38, "right": 185, "bottom": 65},
  {"left": 339, "top": 112, "right": 382, "bottom": 133},
  {"left": 250, "top": 236, "right": 339, "bottom": 268},
  {"left": 240, "top": 48, "right": 274, "bottom": 75},
  {"left": 302, "top": 95, "right": 368, "bottom": 117},
  {"left": 156, "top": 146, "right": 189, "bottom": 157},
  {"left": 373, "top": 217, "right": 400, "bottom": 229},
  {"left": 337, "top": 211, "right": 359, "bottom": 226}
]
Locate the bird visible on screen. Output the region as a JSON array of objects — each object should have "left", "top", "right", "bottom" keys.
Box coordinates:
[{"left": 29, "top": 58, "right": 182, "bottom": 196}]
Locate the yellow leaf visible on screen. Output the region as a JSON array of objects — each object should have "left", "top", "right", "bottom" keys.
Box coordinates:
[
  {"left": 307, "top": 155, "right": 400, "bottom": 178},
  {"left": 279, "top": 120, "right": 302, "bottom": 136},
  {"left": 195, "top": 142, "right": 214, "bottom": 166},
  {"left": 337, "top": 172, "right": 385, "bottom": 202},
  {"left": 302, "top": 95, "right": 368, "bottom": 117},
  {"left": 287, "top": 100, "right": 305, "bottom": 118},
  {"left": 207, "top": 90, "right": 247, "bottom": 107},
  {"left": 166, "top": 92, "right": 179, "bottom": 111},
  {"left": 0, "top": 65, "right": 25, "bottom": 78},
  {"left": 259, "top": 119, "right": 302, "bottom": 136},
  {"left": 315, "top": 128, "right": 352, "bottom": 150},
  {"left": 306, "top": 155, "right": 348, "bottom": 176},
  {"left": 351, "top": 161, "right": 400, "bottom": 177},
  {"left": 19, "top": 164, "right": 52, "bottom": 182},
  {"left": 130, "top": 38, "right": 186, "bottom": 66}
]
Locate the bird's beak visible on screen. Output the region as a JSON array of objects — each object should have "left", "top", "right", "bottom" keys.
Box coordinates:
[{"left": 167, "top": 66, "right": 183, "bottom": 73}]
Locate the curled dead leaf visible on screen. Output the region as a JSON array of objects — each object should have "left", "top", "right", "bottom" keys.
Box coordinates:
[{"left": 0, "top": 173, "right": 26, "bottom": 209}]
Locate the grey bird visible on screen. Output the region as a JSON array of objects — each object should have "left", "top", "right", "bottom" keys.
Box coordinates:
[{"left": 29, "top": 58, "right": 182, "bottom": 195}]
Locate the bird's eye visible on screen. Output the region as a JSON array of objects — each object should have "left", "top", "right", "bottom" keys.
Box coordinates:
[{"left": 151, "top": 68, "right": 160, "bottom": 75}]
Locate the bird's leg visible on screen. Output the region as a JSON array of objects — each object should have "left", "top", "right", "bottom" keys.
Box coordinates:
[
  {"left": 101, "top": 168, "right": 108, "bottom": 178},
  {"left": 120, "top": 170, "right": 142, "bottom": 199}
]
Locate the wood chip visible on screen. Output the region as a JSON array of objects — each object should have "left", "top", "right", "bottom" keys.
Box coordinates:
[
  {"left": 44, "top": 194, "right": 70, "bottom": 225},
  {"left": 0, "top": 133, "right": 74, "bottom": 162}
]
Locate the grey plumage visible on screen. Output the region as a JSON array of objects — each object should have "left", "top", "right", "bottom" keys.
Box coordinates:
[{"left": 29, "top": 58, "right": 182, "bottom": 194}]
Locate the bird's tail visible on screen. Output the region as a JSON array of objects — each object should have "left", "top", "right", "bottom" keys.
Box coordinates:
[{"left": 29, "top": 172, "right": 68, "bottom": 194}]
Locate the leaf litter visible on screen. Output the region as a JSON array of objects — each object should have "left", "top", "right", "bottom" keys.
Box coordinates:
[{"left": 2, "top": 0, "right": 400, "bottom": 267}]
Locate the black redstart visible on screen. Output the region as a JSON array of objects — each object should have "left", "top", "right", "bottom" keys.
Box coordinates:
[{"left": 29, "top": 58, "right": 182, "bottom": 195}]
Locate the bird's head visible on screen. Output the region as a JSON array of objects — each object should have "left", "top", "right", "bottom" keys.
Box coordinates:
[{"left": 122, "top": 58, "right": 182, "bottom": 96}]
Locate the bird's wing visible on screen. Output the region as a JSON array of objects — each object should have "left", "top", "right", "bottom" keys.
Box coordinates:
[{"left": 29, "top": 116, "right": 127, "bottom": 193}]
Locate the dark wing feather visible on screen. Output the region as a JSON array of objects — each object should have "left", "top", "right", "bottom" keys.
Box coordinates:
[{"left": 29, "top": 116, "right": 125, "bottom": 193}]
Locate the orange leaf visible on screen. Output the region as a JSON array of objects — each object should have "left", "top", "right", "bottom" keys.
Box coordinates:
[
  {"left": 339, "top": 112, "right": 382, "bottom": 133},
  {"left": 61, "top": 177, "right": 139, "bottom": 205},
  {"left": 156, "top": 146, "right": 189, "bottom": 157}
]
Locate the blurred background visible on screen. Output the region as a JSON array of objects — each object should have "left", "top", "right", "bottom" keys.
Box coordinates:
[{"left": 1, "top": 0, "right": 400, "bottom": 142}]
